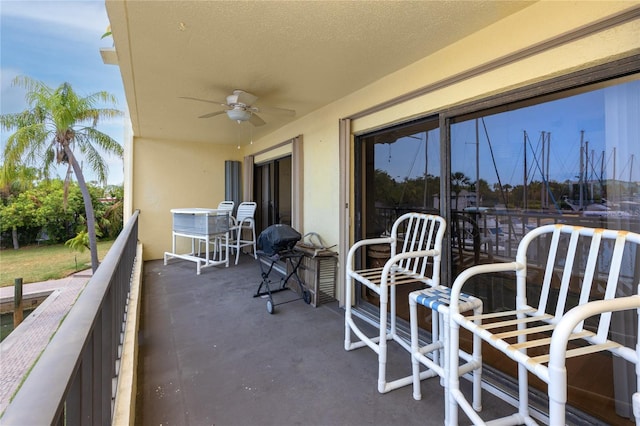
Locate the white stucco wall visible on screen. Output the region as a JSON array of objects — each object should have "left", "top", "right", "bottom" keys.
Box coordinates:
[{"left": 133, "top": 138, "right": 242, "bottom": 259}]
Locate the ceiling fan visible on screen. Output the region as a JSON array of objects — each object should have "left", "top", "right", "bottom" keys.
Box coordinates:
[{"left": 180, "top": 90, "right": 295, "bottom": 126}]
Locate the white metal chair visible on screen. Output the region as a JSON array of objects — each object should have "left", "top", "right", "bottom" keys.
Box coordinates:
[
  {"left": 213, "top": 201, "right": 235, "bottom": 261},
  {"left": 344, "top": 212, "right": 446, "bottom": 393},
  {"left": 199, "top": 201, "right": 235, "bottom": 263},
  {"left": 229, "top": 201, "right": 257, "bottom": 265},
  {"left": 448, "top": 224, "right": 640, "bottom": 425},
  {"left": 634, "top": 392, "right": 640, "bottom": 426}
]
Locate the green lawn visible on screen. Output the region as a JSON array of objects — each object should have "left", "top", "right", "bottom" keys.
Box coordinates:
[{"left": 0, "top": 241, "right": 115, "bottom": 287}]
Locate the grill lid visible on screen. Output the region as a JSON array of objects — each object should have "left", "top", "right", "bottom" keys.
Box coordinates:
[{"left": 257, "top": 224, "right": 302, "bottom": 256}]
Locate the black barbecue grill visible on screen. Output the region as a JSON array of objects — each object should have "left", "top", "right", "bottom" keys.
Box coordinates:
[{"left": 254, "top": 224, "right": 311, "bottom": 314}]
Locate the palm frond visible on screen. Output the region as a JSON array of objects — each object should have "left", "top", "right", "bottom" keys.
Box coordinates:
[
  {"left": 81, "top": 127, "right": 124, "bottom": 157},
  {"left": 3, "top": 124, "right": 50, "bottom": 165},
  {"left": 76, "top": 135, "right": 109, "bottom": 184}
]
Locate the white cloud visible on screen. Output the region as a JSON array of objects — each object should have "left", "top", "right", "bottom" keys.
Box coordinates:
[
  {"left": 0, "top": 67, "right": 21, "bottom": 90},
  {"left": 0, "top": 67, "right": 28, "bottom": 114},
  {"left": 1, "top": 0, "right": 110, "bottom": 37}
]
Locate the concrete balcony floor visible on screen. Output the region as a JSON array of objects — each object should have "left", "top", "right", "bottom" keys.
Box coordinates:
[{"left": 136, "top": 255, "right": 514, "bottom": 425}]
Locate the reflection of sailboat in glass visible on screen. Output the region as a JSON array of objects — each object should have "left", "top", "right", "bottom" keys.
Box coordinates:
[
  {"left": 562, "top": 196, "right": 633, "bottom": 217},
  {"left": 562, "top": 130, "right": 635, "bottom": 217}
]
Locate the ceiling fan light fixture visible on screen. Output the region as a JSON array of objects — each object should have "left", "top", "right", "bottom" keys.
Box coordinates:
[{"left": 226, "top": 109, "right": 251, "bottom": 122}]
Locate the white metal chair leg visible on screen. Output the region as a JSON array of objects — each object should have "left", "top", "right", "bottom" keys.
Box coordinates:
[
  {"left": 344, "top": 275, "right": 353, "bottom": 351},
  {"left": 345, "top": 278, "right": 416, "bottom": 393},
  {"left": 471, "top": 306, "right": 483, "bottom": 412},
  {"left": 410, "top": 295, "right": 422, "bottom": 400},
  {"left": 448, "top": 321, "right": 461, "bottom": 426}
]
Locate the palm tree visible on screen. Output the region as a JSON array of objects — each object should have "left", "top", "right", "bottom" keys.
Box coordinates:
[
  {"left": 451, "top": 171, "right": 471, "bottom": 210},
  {"left": 0, "top": 163, "right": 39, "bottom": 249},
  {"left": 1, "top": 76, "right": 123, "bottom": 271}
]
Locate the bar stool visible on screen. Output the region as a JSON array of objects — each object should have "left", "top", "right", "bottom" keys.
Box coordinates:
[
  {"left": 344, "top": 213, "right": 446, "bottom": 394},
  {"left": 409, "top": 285, "right": 483, "bottom": 425}
]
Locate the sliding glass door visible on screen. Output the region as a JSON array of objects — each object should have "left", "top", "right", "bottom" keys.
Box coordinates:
[{"left": 253, "top": 156, "right": 292, "bottom": 235}]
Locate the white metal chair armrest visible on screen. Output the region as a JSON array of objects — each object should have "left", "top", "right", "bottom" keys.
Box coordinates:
[
  {"left": 547, "top": 295, "right": 640, "bottom": 422},
  {"left": 550, "top": 295, "right": 640, "bottom": 363},
  {"left": 345, "top": 237, "right": 393, "bottom": 261}
]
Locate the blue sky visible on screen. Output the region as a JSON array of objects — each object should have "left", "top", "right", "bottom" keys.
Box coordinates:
[{"left": 1, "top": 0, "right": 126, "bottom": 185}]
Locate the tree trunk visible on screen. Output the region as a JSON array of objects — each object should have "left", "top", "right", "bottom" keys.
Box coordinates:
[
  {"left": 12, "top": 227, "right": 19, "bottom": 250},
  {"left": 64, "top": 145, "right": 99, "bottom": 272}
]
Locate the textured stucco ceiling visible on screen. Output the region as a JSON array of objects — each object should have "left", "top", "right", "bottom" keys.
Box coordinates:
[{"left": 106, "top": 0, "right": 534, "bottom": 145}]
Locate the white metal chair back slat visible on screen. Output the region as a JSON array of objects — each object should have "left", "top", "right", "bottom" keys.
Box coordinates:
[
  {"left": 448, "top": 223, "right": 640, "bottom": 426},
  {"left": 344, "top": 212, "right": 446, "bottom": 394},
  {"left": 217, "top": 200, "right": 235, "bottom": 215},
  {"left": 394, "top": 214, "right": 439, "bottom": 279},
  {"left": 235, "top": 202, "right": 255, "bottom": 223}
]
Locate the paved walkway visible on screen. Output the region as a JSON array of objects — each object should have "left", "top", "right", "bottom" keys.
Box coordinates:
[{"left": 0, "top": 271, "right": 92, "bottom": 415}]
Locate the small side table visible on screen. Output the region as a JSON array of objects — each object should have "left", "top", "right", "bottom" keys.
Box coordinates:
[{"left": 408, "top": 285, "right": 483, "bottom": 425}]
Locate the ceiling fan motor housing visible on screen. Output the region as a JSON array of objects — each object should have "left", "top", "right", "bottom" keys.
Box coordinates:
[{"left": 227, "top": 90, "right": 257, "bottom": 109}]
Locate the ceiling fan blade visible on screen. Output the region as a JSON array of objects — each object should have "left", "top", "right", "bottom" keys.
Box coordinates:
[
  {"left": 249, "top": 114, "right": 266, "bottom": 127},
  {"left": 254, "top": 105, "right": 296, "bottom": 117},
  {"left": 180, "top": 96, "right": 226, "bottom": 106},
  {"left": 198, "top": 110, "right": 226, "bottom": 119},
  {"left": 234, "top": 90, "right": 258, "bottom": 106}
]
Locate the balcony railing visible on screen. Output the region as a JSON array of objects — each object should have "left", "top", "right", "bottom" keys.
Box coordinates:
[{"left": 1, "top": 210, "right": 140, "bottom": 425}]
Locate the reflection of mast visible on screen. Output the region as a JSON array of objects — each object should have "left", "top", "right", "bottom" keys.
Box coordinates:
[
  {"left": 547, "top": 133, "right": 551, "bottom": 207},
  {"left": 476, "top": 119, "right": 480, "bottom": 208},
  {"left": 579, "top": 130, "right": 584, "bottom": 209},
  {"left": 600, "top": 150, "right": 605, "bottom": 199},
  {"left": 586, "top": 140, "right": 591, "bottom": 203},
  {"left": 613, "top": 147, "right": 618, "bottom": 201},
  {"left": 613, "top": 147, "right": 617, "bottom": 182},
  {"left": 523, "top": 131, "right": 528, "bottom": 209},
  {"left": 541, "top": 131, "right": 551, "bottom": 208},
  {"left": 526, "top": 131, "right": 562, "bottom": 213},
  {"left": 541, "top": 131, "right": 545, "bottom": 208},
  {"left": 481, "top": 118, "right": 509, "bottom": 208},
  {"left": 422, "top": 132, "right": 428, "bottom": 208}
]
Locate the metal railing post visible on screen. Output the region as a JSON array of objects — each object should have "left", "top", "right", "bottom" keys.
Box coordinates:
[{"left": 13, "top": 278, "right": 23, "bottom": 328}]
